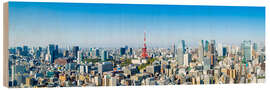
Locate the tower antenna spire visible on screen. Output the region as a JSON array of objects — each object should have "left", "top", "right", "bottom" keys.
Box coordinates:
[{"left": 141, "top": 31, "right": 148, "bottom": 58}]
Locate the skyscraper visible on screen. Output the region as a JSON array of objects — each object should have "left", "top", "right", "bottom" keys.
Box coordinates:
[
  {"left": 63, "top": 50, "right": 69, "bottom": 57},
  {"left": 218, "top": 43, "right": 223, "bottom": 56},
  {"left": 203, "top": 57, "right": 210, "bottom": 70},
  {"left": 198, "top": 40, "right": 204, "bottom": 61},
  {"left": 204, "top": 40, "right": 209, "bottom": 56},
  {"left": 72, "top": 46, "right": 79, "bottom": 58},
  {"left": 181, "top": 40, "right": 186, "bottom": 54},
  {"left": 209, "top": 40, "right": 216, "bottom": 54},
  {"left": 184, "top": 53, "right": 192, "bottom": 66},
  {"left": 210, "top": 55, "right": 215, "bottom": 69},
  {"left": 16, "top": 47, "right": 23, "bottom": 56},
  {"left": 209, "top": 40, "right": 216, "bottom": 69},
  {"left": 45, "top": 53, "right": 52, "bottom": 63},
  {"left": 128, "top": 48, "right": 133, "bottom": 56},
  {"left": 241, "top": 40, "right": 252, "bottom": 61},
  {"left": 252, "top": 42, "right": 258, "bottom": 58},
  {"left": 77, "top": 51, "right": 83, "bottom": 63},
  {"left": 101, "top": 50, "right": 108, "bottom": 61},
  {"left": 252, "top": 43, "right": 258, "bottom": 52},
  {"left": 222, "top": 47, "right": 227, "bottom": 56},
  {"left": 55, "top": 45, "right": 59, "bottom": 57},
  {"left": 11, "top": 64, "right": 15, "bottom": 86},
  {"left": 177, "top": 40, "right": 185, "bottom": 66},
  {"left": 47, "top": 44, "right": 57, "bottom": 63},
  {"left": 35, "top": 47, "right": 42, "bottom": 59},
  {"left": 98, "top": 62, "right": 113, "bottom": 74},
  {"left": 95, "top": 48, "right": 100, "bottom": 57},
  {"left": 23, "top": 45, "right": 29, "bottom": 56},
  {"left": 124, "top": 45, "right": 128, "bottom": 52},
  {"left": 120, "top": 47, "right": 126, "bottom": 56}
]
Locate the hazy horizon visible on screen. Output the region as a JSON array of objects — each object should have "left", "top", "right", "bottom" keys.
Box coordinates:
[{"left": 8, "top": 40, "right": 265, "bottom": 49}]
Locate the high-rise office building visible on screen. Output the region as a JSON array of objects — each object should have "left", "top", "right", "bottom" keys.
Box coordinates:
[
  {"left": 181, "top": 40, "right": 186, "bottom": 53},
  {"left": 23, "top": 45, "right": 29, "bottom": 56},
  {"left": 11, "top": 64, "right": 15, "bottom": 86},
  {"left": 95, "top": 48, "right": 100, "bottom": 57},
  {"left": 45, "top": 53, "right": 52, "bottom": 62},
  {"left": 209, "top": 40, "right": 216, "bottom": 69},
  {"left": 172, "top": 43, "right": 176, "bottom": 57},
  {"left": 209, "top": 40, "right": 216, "bottom": 54},
  {"left": 252, "top": 42, "right": 258, "bottom": 58},
  {"left": 146, "top": 64, "right": 161, "bottom": 74},
  {"left": 177, "top": 40, "right": 185, "bottom": 66},
  {"left": 47, "top": 44, "right": 58, "bottom": 63},
  {"left": 63, "top": 50, "right": 69, "bottom": 57},
  {"left": 198, "top": 40, "right": 204, "bottom": 61},
  {"left": 77, "top": 51, "right": 83, "bottom": 63},
  {"left": 124, "top": 45, "right": 128, "bottom": 51},
  {"left": 204, "top": 40, "right": 209, "bottom": 56},
  {"left": 128, "top": 48, "right": 133, "bottom": 56},
  {"left": 98, "top": 62, "right": 113, "bottom": 73},
  {"left": 210, "top": 55, "right": 215, "bottom": 69},
  {"left": 16, "top": 47, "right": 23, "bottom": 56},
  {"left": 35, "top": 47, "right": 42, "bottom": 59},
  {"left": 222, "top": 47, "right": 227, "bottom": 56},
  {"left": 241, "top": 40, "right": 252, "bottom": 61},
  {"left": 101, "top": 50, "right": 108, "bottom": 61},
  {"left": 72, "top": 46, "right": 79, "bottom": 58},
  {"left": 184, "top": 53, "right": 192, "bottom": 66},
  {"left": 120, "top": 47, "right": 126, "bottom": 56},
  {"left": 218, "top": 43, "right": 223, "bottom": 56},
  {"left": 55, "top": 45, "right": 59, "bottom": 57},
  {"left": 252, "top": 43, "right": 258, "bottom": 52},
  {"left": 110, "top": 77, "right": 118, "bottom": 86},
  {"left": 203, "top": 57, "right": 211, "bottom": 70},
  {"left": 79, "top": 65, "right": 85, "bottom": 73}
]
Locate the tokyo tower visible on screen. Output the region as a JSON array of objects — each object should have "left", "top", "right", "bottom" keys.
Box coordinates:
[{"left": 141, "top": 31, "right": 148, "bottom": 58}]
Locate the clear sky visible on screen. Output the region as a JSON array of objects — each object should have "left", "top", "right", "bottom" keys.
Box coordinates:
[{"left": 9, "top": 2, "right": 265, "bottom": 48}]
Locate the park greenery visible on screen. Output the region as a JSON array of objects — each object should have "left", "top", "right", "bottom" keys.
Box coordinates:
[
  {"left": 138, "top": 58, "right": 158, "bottom": 70},
  {"left": 83, "top": 58, "right": 113, "bottom": 64},
  {"left": 120, "top": 59, "right": 132, "bottom": 67},
  {"left": 84, "top": 58, "right": 100, "bottom": 64},
  {"left": 84, "top": 57, "right": 158, "bottom": 71}
]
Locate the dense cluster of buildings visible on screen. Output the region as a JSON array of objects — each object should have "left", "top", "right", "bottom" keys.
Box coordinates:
[{"left": 8, "top": 39, "right": 265, "bottom": 87}]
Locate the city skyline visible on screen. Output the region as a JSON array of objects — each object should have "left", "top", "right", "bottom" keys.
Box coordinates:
[
  {"left": 7, "top": 2, "right": 265, "bottom": 87},
  {"left": 9, "top": 2, "right": 265, "bottom": 48},
  {"left": 8, "top": 40, "right": 264, "bottom": 50}
]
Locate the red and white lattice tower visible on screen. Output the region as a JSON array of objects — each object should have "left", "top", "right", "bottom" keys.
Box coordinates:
[{"left": 141, "top": 31, "right": 148, "bottom": 58}]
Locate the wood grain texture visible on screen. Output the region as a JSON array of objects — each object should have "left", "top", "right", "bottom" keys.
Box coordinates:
[{"left": 3, "top": 2, "right": 9, "bottom": 88}]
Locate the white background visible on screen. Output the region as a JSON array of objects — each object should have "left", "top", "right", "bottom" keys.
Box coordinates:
[{"left": 1, "top": 0, "right": 269, "bottom": 90}]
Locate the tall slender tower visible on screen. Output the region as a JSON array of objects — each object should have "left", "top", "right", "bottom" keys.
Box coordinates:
[{"left": 141, "top": 31, "right": 148, "bottom": 58}]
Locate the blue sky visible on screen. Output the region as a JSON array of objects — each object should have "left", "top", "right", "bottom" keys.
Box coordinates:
[{"left": 9, "top": 2, "right": 265, "bottom": 48}]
